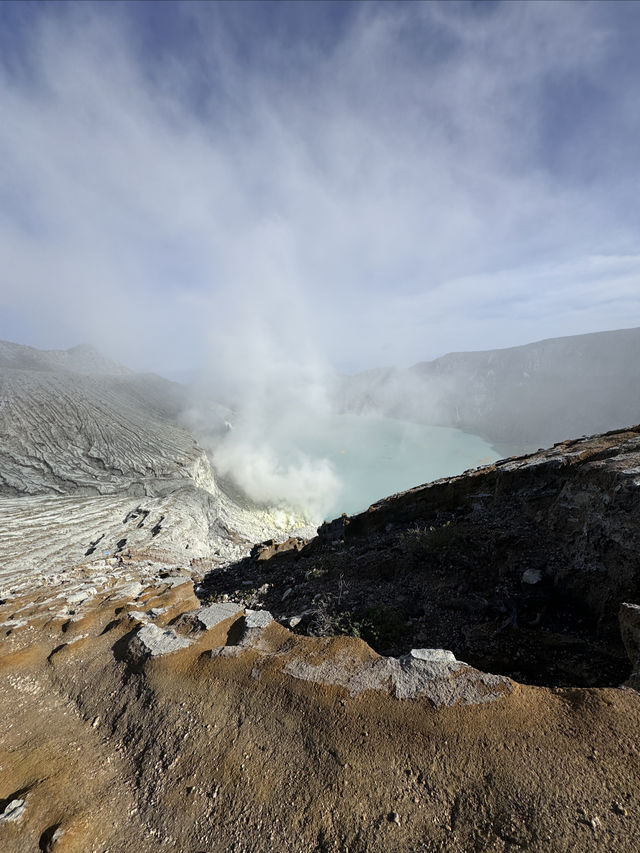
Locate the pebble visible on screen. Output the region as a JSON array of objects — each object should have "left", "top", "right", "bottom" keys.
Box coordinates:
[{"left": 522, "top": 569, "right": 542, "bottom": 585}]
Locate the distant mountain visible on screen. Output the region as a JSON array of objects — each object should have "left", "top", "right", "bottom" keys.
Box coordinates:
[
  {"left": 0, "top": 340, "right": 133, "bottom": 375},
  {"left": 338, "top": 327, "right": 640, "bottom": 452}
]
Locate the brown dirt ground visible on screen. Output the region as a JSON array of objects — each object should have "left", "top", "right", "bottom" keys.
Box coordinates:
[{"left": 2, "top": 578, "right": 640, "bottom": 853}]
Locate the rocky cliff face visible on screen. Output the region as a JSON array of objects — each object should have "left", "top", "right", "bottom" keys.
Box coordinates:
[{"left": 2, "top": 426, "right": 640, "bottom": 851}]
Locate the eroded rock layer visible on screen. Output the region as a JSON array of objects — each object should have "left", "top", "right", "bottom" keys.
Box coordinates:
[
  {"left": 0, "top": 367, "right": 210, "bottom": 497},
  {"left": 0, "top": 341, "right": 313, "bottom": 577}
]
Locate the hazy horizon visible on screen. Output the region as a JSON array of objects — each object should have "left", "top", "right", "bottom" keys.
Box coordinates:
[{"left": 3, "top": 322, "right": 640, "bottom": 382}]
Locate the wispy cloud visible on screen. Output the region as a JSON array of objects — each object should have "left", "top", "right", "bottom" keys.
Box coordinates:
[{"left": 1, "top": 1, "right": 639, "bottom": 376}]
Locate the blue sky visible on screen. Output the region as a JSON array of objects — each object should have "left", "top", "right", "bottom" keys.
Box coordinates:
[{"left": 1, "top": 0, "right": 640, "bottom": 377}]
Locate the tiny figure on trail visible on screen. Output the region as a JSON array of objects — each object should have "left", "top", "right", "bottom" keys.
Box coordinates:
[{"left": 104, "top": 548, "right": 110, "bottom": 558}]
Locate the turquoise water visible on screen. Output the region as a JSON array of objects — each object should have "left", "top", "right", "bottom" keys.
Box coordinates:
[{"left": 288, "top": 414, "right": 499, "bottom": 519}]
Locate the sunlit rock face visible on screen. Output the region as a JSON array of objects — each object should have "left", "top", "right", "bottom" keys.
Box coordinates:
[{"left": 0, "top": 342, "right": 210, "bottom": 497}]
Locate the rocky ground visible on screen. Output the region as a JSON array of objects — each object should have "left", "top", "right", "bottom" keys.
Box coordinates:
[
  {"left": 2, "top": 427, "right": 640, "bottom": 851},
  {"left": 198, "top": 426, "right": 640, "bottom": 690}
]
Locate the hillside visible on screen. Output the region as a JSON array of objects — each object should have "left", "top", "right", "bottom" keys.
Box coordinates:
[
  {"left": 0, "top": 341, "right": 312, "bottom": 574},
  {"left": 338, "top": 326, "right": 640, "bottom": 453},
  {"left": 0, "top": 341, "right": 208, "bottom": 497}
]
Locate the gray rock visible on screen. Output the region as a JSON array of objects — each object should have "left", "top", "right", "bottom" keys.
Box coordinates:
[
  {"left": 245, "top": 609, "right": 273, "bottom": 629},
  {"left": 409, "top": 648, "right": 456, "bottom": 663},
  {"left": 128, "top": 611, "right": 150, "bottom": 625},
  {"left": 0, "top": 799, "right": 26, "bottom": 823},
  {"left": 112, "top": 582, "right": 144, "bottom": 600},
  {"left": 237, "top": 609, "right": 274, "bottom": 648},
  {"left": 619, "top": 602, "right": 640, "bottom": 689},
  {"left": 128, "top": 624, "right": 190, "bottom": 663},
  {"left": 394, "top": 654, "right": 509, "bottom": 704},
  {"left": 66, "top": 587, "right": 97, "bottom": 605},
  {"left": 193, "top": 601, "right": 243, "bottom": 630},
  {"left": 522, "top": 569, "right": 542, "bottom": 585},
  {"left": 283, "top": 651, "right": 512, "bottom": 707},
  {"left": 209, "top": 646, "right": 245, "bottom": 659},
  {"left": 164, "top": 577, "right": 191, "bottom": 589},
  {"left": 0, "top": 619, "right": 27, "bottom": 630},
  {"left": 620, "top": 603, "right": 640, "bottom": 663}
]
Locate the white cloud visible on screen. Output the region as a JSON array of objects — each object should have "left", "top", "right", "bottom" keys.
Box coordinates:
[{"left": 0, "top": 0, "right": 638, "bottom": 378}]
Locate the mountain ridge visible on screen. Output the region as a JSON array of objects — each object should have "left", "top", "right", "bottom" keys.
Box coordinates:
[{"left": 338, "top": 325, "right": 640, "bottom": 453}]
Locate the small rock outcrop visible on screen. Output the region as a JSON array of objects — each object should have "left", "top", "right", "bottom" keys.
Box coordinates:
[
  {"left": 127, "top": 624, "right": 191, "bottom": 663},
  {"left": 0, "top": 800, "right": 26, "bottom": 824},
  {"left": 250, "top": 536, "right": 308, "bottom": 562},
  {"left": 283, "top": 648, "right": 511, "bottom": 705}
]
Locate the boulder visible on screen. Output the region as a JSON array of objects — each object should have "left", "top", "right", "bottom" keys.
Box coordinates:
[
  {"left": 0, "top": 799, "right": 26, "bottom": 824},
  {"left": 238, "top": 609, "right": 274, "bottom": 648},
  {"left": 251, "top": 537, "right": 307, "bottom": 562},
  {"left": 409, "top": 648, "right": 457, "bottom": 663}
]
